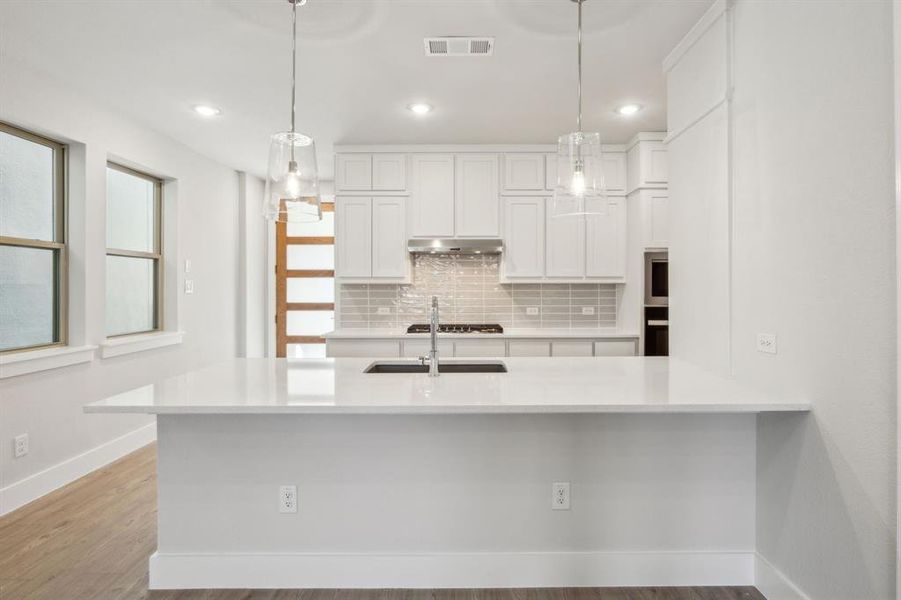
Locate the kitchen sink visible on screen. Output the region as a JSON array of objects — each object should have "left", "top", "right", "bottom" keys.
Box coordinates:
[{"left": 364, "top": 360, "right": 507, "bottom": 374}]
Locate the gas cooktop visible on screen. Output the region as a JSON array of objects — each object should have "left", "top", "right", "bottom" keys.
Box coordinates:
[{"left": 406, "top": 323, "right": 504, "bottom": 334}]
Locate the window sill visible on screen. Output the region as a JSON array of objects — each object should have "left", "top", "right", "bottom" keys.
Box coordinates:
[
  {"left": 0, "top": 345, "right": 97, "bottom": 379},
  {"left": 100, "top": 331, "right": 185, "bottom": 359}
]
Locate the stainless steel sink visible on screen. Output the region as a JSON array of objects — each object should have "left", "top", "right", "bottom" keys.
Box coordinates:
[{"left": 364, "top": 360, "right": 507, "bottom": 374}]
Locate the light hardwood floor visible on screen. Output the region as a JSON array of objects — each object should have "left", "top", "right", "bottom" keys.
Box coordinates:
[{"left": 0, "top": 445, "right": 767, "bottom": 600}]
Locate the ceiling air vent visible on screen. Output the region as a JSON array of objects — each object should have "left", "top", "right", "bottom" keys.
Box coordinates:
[{"left": 424, "top": 37, "right": 494, "bottom": 57}]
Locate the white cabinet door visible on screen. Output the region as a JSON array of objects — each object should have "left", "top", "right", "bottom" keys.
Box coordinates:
[
  {"left": 545, "top": 153, "right": 557, "bottom": 190},
  {"left": 336, "top": 154, "right": 372, "bottom": 191},
  {"left": 545, "top": 198, "right": 585, "bottom": 278},
  {"left": 503, "top": 154, "right": 545, "bottom": 191},
  {"left": 409, "top": 154, "right": 455, "bottom": 237},
  {"left": 503, "top": 197, "right": 545, "bottom": 278},
  {"left": 402, "top": 339, "right": 453, "bottom": 358},
  {"left": 644, "top": 143, "right": 668, "bottom": 184},
  {"left": 585, "top": 197, "right": 626, "bottom": 279},
  {"left": 372, "top": 154, "right": 407, "bottom": 191},
  {"left": 454, "top": 339, "right": 507, "bottom": 357},
  {"left": 551, "top": 341, "right": 594, "bottom": 357},
  {"left": 594, "top": 339, "right": 638, "bottom": 356},
  {"left": 647, "top": 191, "right": 669, "bottom": 248},
  {"left": 371, "top": 197, "right": 407, "bottom": 278},
  {"left": 327, "top": 340, "right": 400, "bottom": 357},
  {"left": 508, "top": 340, "right": 551, "bottom": 357},
  {"left": 601, "top": 152, "right": 627, "bottom": 194},
  {"left": 455, "top": 154, "right": 499, "bottom": 237},
  {"left": 336, "top": 196, "right": 372, "bottom": 278}
]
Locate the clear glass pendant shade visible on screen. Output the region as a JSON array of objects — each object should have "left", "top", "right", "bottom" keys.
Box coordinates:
[
  {"left": 263, "top": 131, "right": 321, "bottom": 223},
  {"left": 552, "top": 131, "right": 607, "bottom": 217}
]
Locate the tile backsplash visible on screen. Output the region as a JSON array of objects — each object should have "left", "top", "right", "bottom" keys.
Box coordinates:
[{"left": 338, "top": 255, "right": 617, "bottom": 329}]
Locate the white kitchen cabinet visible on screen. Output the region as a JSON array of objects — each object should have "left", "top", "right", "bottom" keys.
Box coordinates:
[
  {"left": 327, "top": 340, "right": 400, "bottom": 357},
  {"left": 508, "top": 341, "right": 551, "bottom": 357},
  {"left": 601, "top": 153, "right": 628, "bottom": 194},
  {"left": 626, "top": 137, "right": 668, "bottom": 193},
  {"left": 371, "top": 197, "right": 407, "bottom": 278},
  {"left": 594, "top": 339, "right": 638, "bottom": 356},
  {"left": 551, "top": 341, "right": 594, "bottom": 357},
  {"left": 545, "top": 197, "right": 585, "bottom": 278},
  {"left": 336, "top": 196, "right": 372, "bottom": 278},
  {"left": 503, "top": 154, "right": 545, "bottom": 192},
  {"left": 585, "top": 197, "right": 626, "bottom": 279},
  {"left": 455, "top": 154, "right": 499, "bottom": 237},
  {"left": 336, "top": 154, "right": 373, "bottom": 191},
  {"left": 454, "top": 339, "right": 507, "bottom": 357},
  {"left": 402, "top": 339, "right": 453, "bottom": 358},
  {"left": 372, "top": 154, "right": 407, "bottom": 191},
  {"left": 545, "top": 153, "right": 558, "bottom": 190},
  {"left": 646, "top": 191, "right": 669, "bottom": 248},
  {"left": 503, "top": 197, "right": 545, "bottom": 278},
  {"left": 409, "top": 154, "right": 455, "bottom": 237}
]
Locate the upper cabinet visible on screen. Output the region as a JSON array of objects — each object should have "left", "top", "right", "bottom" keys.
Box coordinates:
[
  {"left": 336, "top": 196, "right": 408, "bottom": 281},
  {"left": 409, "top": 154, "right": 455, "bottom": 238},
  {"left": 545, "top": 197, "right": 585, "bottom": 278},
  {"left": 503, "top": 197, "right": 545, "bottom": 278},
  {"left": 455, "top": 154, "right": 499, "bottom": 237},
  {"left": 586, "top": 197, "right": 627, "bottom": 279},
  {"left": 545, "top": 152, "right": 627, "bottom": 196},
  {"left": 335, "top": 196, "right": 374, "bottom": 277},
  {"left": 502, "top": 154, "right": 546, "bottom": 192},
  {"left": 336, "top": 153, "right": 407, "bottom": 192},
  {"left": 626, "top": 136, "right": 668, "bottom": 193}
]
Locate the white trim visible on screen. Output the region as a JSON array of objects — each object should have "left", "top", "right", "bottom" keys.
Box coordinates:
[
  {"left": 662, "top": 0, "right": 730, "bottom": 73},
  {"left": 755, "top": 554, "right": 811, "bottom": 600},
  {"left": 334, "top": 144, "right": 627, "bottom": 154},
  {"left": 663, "top": 97, "right": 729, "bottom": 146},
  {"left": 0, "top": 422, "right": 156, "bottom": 516},
  {"left": 0, "top": 344, "right": 96, "bottom": 379},
  {"left": 100, "top": 331, "right": 184, "bottom": 358},
  {"left": 149, "top": 550, "right": 754, "bottom": 590},
  {"left": 893, "top": 2, "right": 901, "bottom": 598},
  {"left": 625, "top": 132, "right": 667, "bottom": 152}
]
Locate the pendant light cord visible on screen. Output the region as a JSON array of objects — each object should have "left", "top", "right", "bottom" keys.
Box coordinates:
[
  {"left": 291, "top": 0, "right": 297, "bottom": 135},
  {"left": 577, "top": 0, "right": 582, "bottom": 133}
]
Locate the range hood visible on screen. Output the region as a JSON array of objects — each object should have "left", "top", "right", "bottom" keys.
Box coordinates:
[{"left": 407, "top": 238, "right": 503, "bottom": 255}]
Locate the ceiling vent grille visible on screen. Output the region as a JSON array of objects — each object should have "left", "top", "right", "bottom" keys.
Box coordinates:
[{"left": 424, "top": 37, "right": 494, "bottom": 57}]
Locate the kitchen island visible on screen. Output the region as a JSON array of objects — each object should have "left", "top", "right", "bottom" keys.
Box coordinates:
[{"left": 86, "top": 357, "right": 809, "bottom": 590}]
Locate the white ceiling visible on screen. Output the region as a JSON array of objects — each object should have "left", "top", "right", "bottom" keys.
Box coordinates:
[{"left": 0, "top": 0, "right": 711, "bottom": 179}]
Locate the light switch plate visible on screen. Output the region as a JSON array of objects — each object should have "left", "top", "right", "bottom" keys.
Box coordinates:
[{"left": 756, "top": 333, "right": 777, "bottom": 354}]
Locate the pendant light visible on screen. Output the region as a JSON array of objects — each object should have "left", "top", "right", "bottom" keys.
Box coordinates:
[
  {"left": 263, "top": 0, "right": 321, "bottom": 223},
  {"left": 552, "top": 0, "right": 606, "bottom": 218}
]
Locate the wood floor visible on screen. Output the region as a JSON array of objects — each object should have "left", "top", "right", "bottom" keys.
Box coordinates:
[{"left": 0, "top": 445, "right": 767, "bottom": 600}]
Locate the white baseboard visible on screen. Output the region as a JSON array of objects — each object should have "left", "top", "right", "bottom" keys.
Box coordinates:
[
  {"left": 149, "top": 550, "right": 755, "bottom": 590},
  {"left": 0, "top": 422, "right": 156, "bottom": 517},
  {"left": 755, "top": 553, "right": 810, "bottom": 600}
]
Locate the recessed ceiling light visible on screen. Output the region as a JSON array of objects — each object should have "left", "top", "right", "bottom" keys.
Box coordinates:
[
  {"left": 616, "top": 104, "right": 642, "bottom": 116},
  {"left": 193, "top": 104, "right": 222, "bottom": 117},
  {"left": 407, "top": 103, "right": 433, "bottom": 115}
]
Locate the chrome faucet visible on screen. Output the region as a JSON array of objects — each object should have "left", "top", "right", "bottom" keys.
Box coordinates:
[{"left": 426, "top": 296, "right": 440, "bottom": 377}]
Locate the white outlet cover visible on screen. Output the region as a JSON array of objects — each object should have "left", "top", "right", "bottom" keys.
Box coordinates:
[
  {"left": 756, "top": 333, "right": 777, "bottom": 355},
  {"left": 14, "top": 433, "right": 28, "bottom": 458},
  {"left": 552, "top": 481, "right": 570, "bottom": 510},
  {"left": 526, "top": 306, "right": 540, "bottom": 316},
  {"left": 184, "top": 259, "right": 192, "bottom": 273},
  {"left": 376, "top": 307, "right": 391, "bottom": 316},
  {"left": 581, "top": 306, "right": 596, "bottom": 315},
  {"left": 279, "top": 485, "right": 297, "bottom": 514},
  {"left": 185, "top": 279, "right": 194, "bottom": 295}
]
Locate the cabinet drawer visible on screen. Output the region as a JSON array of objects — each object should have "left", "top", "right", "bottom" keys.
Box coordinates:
[
  {"left": 508, "top": 341, "right": 551, "bottom": 357},
  {"left": 593, "top": 340, "right": 638, "bottom": 356},
  {"left": 326, "top": 340, "right": 399, "bottom": 357},
  {"left": 551, "top": 341, "right": 593, "bottom": 357},
  {"left": 454, "top": 340, "right": 507, "bottom": 357},
  {"left": 402, "top": 339, "right": 454, "bottom": 358}
]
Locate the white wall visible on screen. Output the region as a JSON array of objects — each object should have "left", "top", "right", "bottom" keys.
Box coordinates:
[
  {"left": 0, "top": 55, "right": 241, "bottom": 514},
  {"left": 238, "top": 173, "right": 267, "bottom": 358},
  {"left": 666, "top": 1, "right": 897, "bottom": 597}
]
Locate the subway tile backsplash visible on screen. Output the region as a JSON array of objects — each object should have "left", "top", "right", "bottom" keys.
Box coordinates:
[{"left": 338, "top": 255, "right": 617, "bottom": 329}]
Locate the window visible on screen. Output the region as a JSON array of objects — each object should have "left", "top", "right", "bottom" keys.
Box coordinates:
[
  {"left": 105, "top": 163, "right": 162, "bottom": 337},
  {"left": 0, "top": 123, "right": 66, "bottom": 353}
]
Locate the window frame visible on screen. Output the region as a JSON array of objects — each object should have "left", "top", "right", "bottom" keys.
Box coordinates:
[
  {"left": 0, "top": 121, "right": 68, "bottom": 354},
  {"left": 105, "top": 162, "right": 163, "bottom": 338}
]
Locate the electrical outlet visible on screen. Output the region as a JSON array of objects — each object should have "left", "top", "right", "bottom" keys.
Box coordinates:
[
  {"left": 376, "top": 307, "right": 391, "bottom": 316},
  {"left": 184, "top": 279, "right": 194, "bottom": 295},
  {"left": 526, "top": 306, "right": 540, "bottom": 316},
  {"left": 756, "top": 333, "right": 777, "bottom": 355},
  {"left": 14, "top": 434, "right": 28, "bottom": 458},
  {"left": 552, "top": 482, "right": 570, "bottom": 510},
  {"left": 581, "top": 306, "right": 595, "bottom": 316},
  {"left": 279, "top": 485, "right": 297, "bottom": 513}
]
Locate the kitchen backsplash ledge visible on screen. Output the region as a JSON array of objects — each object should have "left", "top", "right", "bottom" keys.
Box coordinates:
[{"left": 338, "top": 255, "right": 617, "bottom": 329}]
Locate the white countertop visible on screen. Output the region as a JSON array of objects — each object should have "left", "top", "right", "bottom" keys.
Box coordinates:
[
  {"left": 324, "top": 328, "right": 639, "bottom": 339},
  {"left": 84, "top": 357, "right": 810, "bottom": 415}
]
